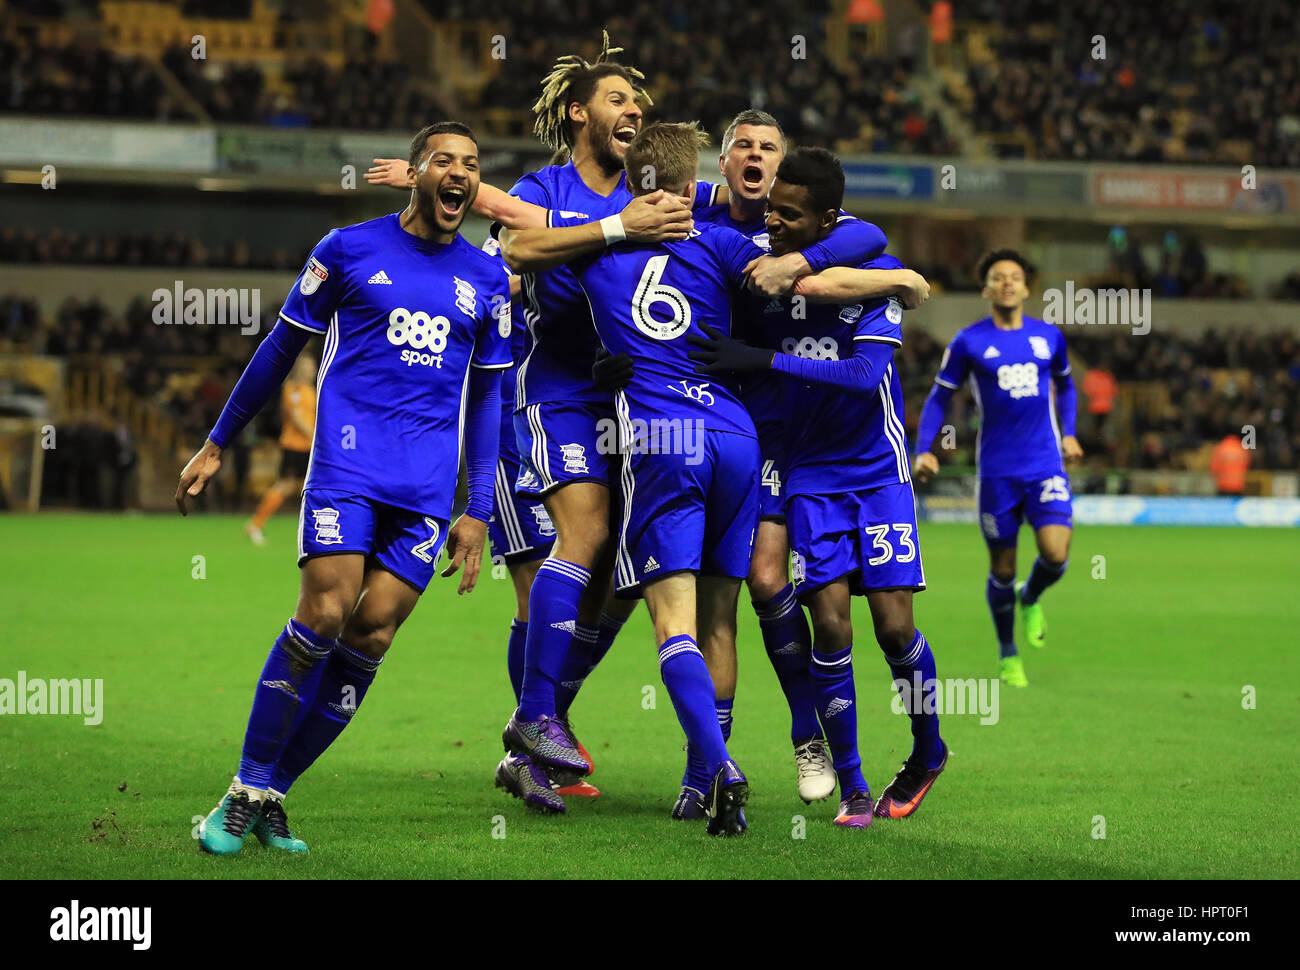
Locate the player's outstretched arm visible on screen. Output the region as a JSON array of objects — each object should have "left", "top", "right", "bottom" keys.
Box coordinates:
[
  {"left": 497, "top": 191, "right": 692, "bottom": 274},
  {"left": 745, "top": 216, "right": 889, "bottom": 297},
  {"left": 688, "top": 322, "right": 896, "bottom": 395},
  {"left": 793, "top": 267, "right": 931, "bottom": 309},
  {"left": 913, "top": 382, "right": 955, "bottom": 482},
  {"left": 176, "top": 320, "right": 312, "bottom": 515},
  {"left": 363, "top": 158, "right": 551, "bottom": 229}
]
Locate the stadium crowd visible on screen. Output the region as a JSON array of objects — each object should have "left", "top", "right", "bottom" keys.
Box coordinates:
[{"left": 956, "top": 0, "right": 1300, "bottom": 167}]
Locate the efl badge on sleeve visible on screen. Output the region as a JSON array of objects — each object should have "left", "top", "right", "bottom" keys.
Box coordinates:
[
  {"left": 886, "top": 297, "right": 903, "bottom": 325},
  {"left": 300, "top": 257, "right": 329, "bottom": 296}
]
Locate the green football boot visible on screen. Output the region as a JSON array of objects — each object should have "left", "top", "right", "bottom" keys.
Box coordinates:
[
  {"left": 198, "top": 780, "right": 263, "bottom": 855},
  {"left": 251, "top": 792, "right": 309, "bottom": 853},
  {"left": 1000, "top": 654, "right": 1028, "bottom": 688},
  {"left": 1016, "top": 582, "right": 1046, "bottom": 649}
]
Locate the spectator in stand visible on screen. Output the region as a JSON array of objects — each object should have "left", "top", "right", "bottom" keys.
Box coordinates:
[{"left": 1209, "top": 431, "right": 1250, "bottom": 496}]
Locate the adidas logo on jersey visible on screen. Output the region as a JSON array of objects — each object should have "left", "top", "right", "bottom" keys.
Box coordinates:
[
  {"left": 983, "top": 345, "right": 1001, "bottom": 358},
  {"left": 824, "top": 696, "right": 853, "bottom": 718},
  {"left": 368, "top": 270, "right": 393, "bottom": 285},
  {"left": 643, "top": 556, "right": 660, "bottom": 573}
]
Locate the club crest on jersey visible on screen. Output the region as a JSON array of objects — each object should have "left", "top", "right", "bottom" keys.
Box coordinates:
[
  {"left": 1029, "top": 335, "right": 1052, "bottom": 359},
  {"left": 453, "top": 277, "right": 477, "bottom": 319},
  {"left": 885, "top": 297, "right": 903, "bottom": 325},
  {"left": 300, "top": 257, "right": 328, "bottom": 296},
  {"left": 839, "top": 304, "right": 864, "bottom": 323},
  {"left": 530, "top": 504, "right": 556, "bottom": 537},
  {"left": 311, "top": 507, "right": 342, "bottom": 544},
  {"left": 560, "top": 443, "right": 589, "bottom": 475}
]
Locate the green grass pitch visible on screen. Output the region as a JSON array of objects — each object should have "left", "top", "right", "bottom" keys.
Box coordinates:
[{"left": 2, "top": 513, "right": 1297, "bottom": 879}]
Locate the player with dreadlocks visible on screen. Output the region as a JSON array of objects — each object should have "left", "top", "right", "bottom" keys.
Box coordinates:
[{"left": 368, "top": 34, "right": 723, "bottom": 811}]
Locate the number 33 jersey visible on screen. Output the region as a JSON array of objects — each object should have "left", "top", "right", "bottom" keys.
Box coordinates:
[
  {"left": 278, "top": 213, "right": 512, "bottom": 521},
  {"left": 933, "top": 315, "right": 1071, "bottom": 479},
  {"left": 565, "top": 221, "right": 764, "bottom": 443}
]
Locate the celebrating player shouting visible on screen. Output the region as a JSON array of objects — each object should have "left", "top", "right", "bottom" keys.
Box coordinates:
[
  {"left": 680, "top": 110, "right": 928, "bottom": 814},
  {"left": 914, "top": 251, "right": 1082, "bottom": 687},
  {"left": 177, "top": 122, "right": 509, "bottom": 855},
  {"left": 691, "top": 148, "right": 947, "bottom": 827}
]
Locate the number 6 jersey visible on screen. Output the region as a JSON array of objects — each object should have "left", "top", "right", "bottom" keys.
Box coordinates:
[
  {"left": 277, "top": 213, "right": 512, "bottom": 520},
  {"left": 563, "top": 220, "right": 764, "bottom": 445}
]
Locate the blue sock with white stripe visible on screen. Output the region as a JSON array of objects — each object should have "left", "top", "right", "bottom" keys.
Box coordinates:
[
  {"left": 237, "top": 619, "right": 334, "bottom": 790},
  {"left": 268, "top": 640, "right": 382, "bottom": 794},
  {"left": 682, "top": 696, "right": 733, "bottom": 793},
  {"left": 659, "top": 635, "right": 729, "bottom": 777},
  {"left": 555, "top": 612, "right": 625, "bottom": 717},
  {"left": 882, "top": 630, "right": 944, "bottom": 770},
  {"left": 986, "top": 573, "right": 1017, "bottom": 658},
  {"left": 754, "top": 584, "right": 822, "bottom": 742},
  {"left": 518, "top": 558, "right": 590, "bottom": 720},
  {"left": 506, "top": 619, "right": 527, "bottom": 704},
  {"left": 811, "top": 645, "right": 867, "bottom": 795},
  {"left": 1020, "top": 557, "right": 1067, "bottom": 606}
]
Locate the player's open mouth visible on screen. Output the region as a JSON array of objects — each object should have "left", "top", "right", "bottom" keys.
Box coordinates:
[
  {"left": 742, "top": 164, "right": 764, "bottom": 189},
  {"left": 613, "top": 125, "right": 637, "bottom": 147},
  {"left": 438, "top": 186, "right": 467, "bottom": 217}
]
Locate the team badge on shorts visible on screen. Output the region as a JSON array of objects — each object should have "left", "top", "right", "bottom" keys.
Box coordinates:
[
  {"left": 561, "top": 443, "right": 589, "bottom": 475},
  {"left": 791, "top": 549, "right": 807, "bottom": 584},
  {"left": 530, "top": 504, "right": 556, "bottom": 537},
  {"left": 311, "top": 507, "right": 343, "bottom": 544},
  {"left": 300, "top": 257, "right": 328, "bottom": 296}
]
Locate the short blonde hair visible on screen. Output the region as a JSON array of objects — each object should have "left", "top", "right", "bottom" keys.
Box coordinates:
[{"left": 625, "top": 122, "right": 709, "bottom": 196}]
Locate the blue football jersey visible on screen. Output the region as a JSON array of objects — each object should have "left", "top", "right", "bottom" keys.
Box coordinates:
[
  {"left": 278, "top": 213, "right": 512, "bottom": 520},
  {"left": 933, "top": 315, "right": 1071, "bottom": 478},
  {"left": 782, "top": 255, "right": 912, "bottom": 496},
  {"left": 507, "top": 162, "right": 721, "bottom": 412},
  {"left": 565, "top": 221, "right": 764, "bottom": 443}
]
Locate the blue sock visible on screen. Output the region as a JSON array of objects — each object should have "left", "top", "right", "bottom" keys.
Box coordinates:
[
  {"left": 986, "top": 573, "right": 1017, "bottom": 659},
  {"left": 658, "top": 635, "right": 729, "bottom": 778},
  {"left": 811, "top": 644, "right": 867, "bottom": 795},
  {"left": 716, "top": 697, "right": 734, "bottom": 744},
  {"left": 506, "top": 619, "right": 527, "bottom": 705},
  {"left": 681, "top": 695, "right": 734, "bottom": 792},
  {"left": 268, "top": 640, "right": 381, "bottom": 795},
  {"left": 1020, "top": 557, "right": 1067, "bottom": 606},
  {"left": 882, "top": 630, "right": 944, "bottom": 769},
  {"left": 555, "top": 612, "right": 624, "bottom": 716},
  {"left": 237, "top": 619, "right": 334, "bottom": 790},
  {"left": 754, "top": 584, "right": 822, "bottom": 742},
  {"left": 518, "top": 558, "right": 590, "bottom": 720}
]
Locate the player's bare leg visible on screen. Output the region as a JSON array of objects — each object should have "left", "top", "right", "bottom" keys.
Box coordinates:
[
  {"left": 503, "top": 480, "right": 610, "bottom": 777},
  {"left": 644, "top": 573, "right": 747, "bottom": 835},
  {"left": 1017, "top": 524, "right": 1071, "bottom": 649},
  {"left": 746, "top": 519, "right": 832, "bottom": 800},
  {"left": 805, "top": 578, "right": 873, "bottom": 827},
  {"left": 199, "top": 553, "right": 365, "bottom": 855},
  {"left": 866, "top": 589, "right": 948, "bottom": 820},
  {"left": 987, "top": 543, "right": 1027, "bottom": 685}
]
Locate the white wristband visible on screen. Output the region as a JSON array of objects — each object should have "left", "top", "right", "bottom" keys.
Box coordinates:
[{"left": 600, "top": 214, "right": 626, "bottom": 246}]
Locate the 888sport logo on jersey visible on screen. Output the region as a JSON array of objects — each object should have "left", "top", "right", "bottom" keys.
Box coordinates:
[
  {"left": 996, "top": 361, "right": 1040, "bottom": 398},
  {"left": 387, "top": 307, "right": 452, "bottom": 368}
]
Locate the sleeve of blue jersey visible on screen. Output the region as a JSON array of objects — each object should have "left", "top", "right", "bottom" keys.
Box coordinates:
[
  {"left": 853, "top": 300, "right": 904, "bottom": 347},
  {"left": 1051, "top": 328, "right": 1072, "bottom": 377},
  {"left": 694, "top": 180, "right": 722, "bottom": 209},
  {"left": 799, "top": 213, "right": 889, "bottom": 273},
  {"left": 934, "top": 332, "right": 968, "bottom": 389},
  {"left": 489, "top": 172, "right": 552, "bottom": 239},
  {"left": 471, "top": 260, "right": 514, "bottom": 370},
  {"left": 278, "top": 229, "right": 346, "bottom": 334},
  {"left": 712, "top": 226, "right": 766, "bottom": 286}
]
